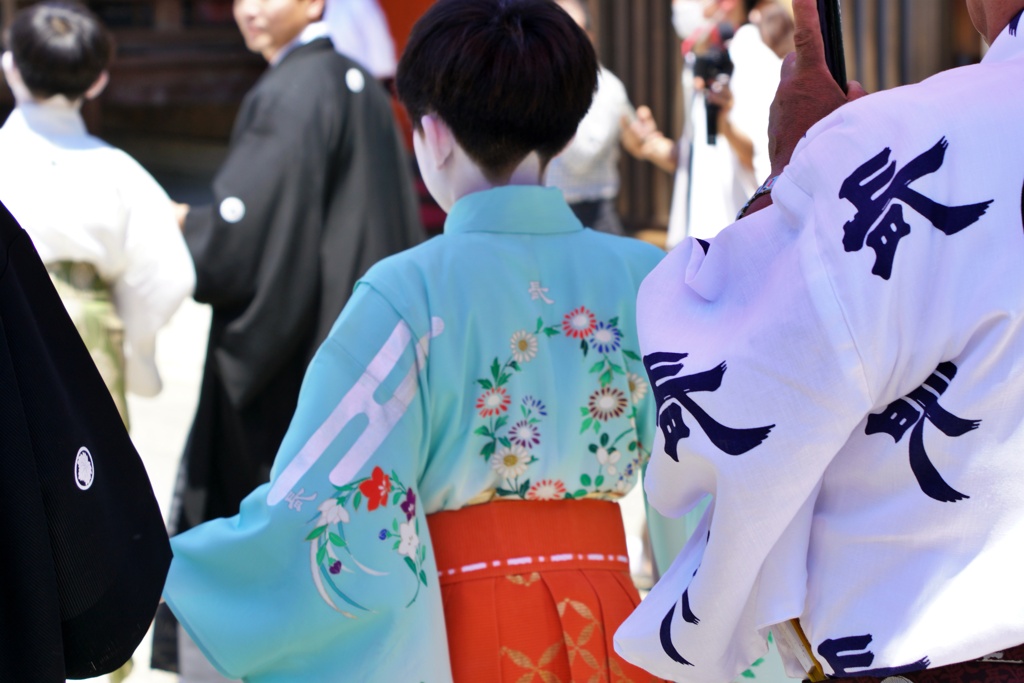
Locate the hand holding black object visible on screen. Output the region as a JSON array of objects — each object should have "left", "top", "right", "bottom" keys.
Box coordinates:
[{"left": 766, "top": 0, "right": 866, "bottom": 178}]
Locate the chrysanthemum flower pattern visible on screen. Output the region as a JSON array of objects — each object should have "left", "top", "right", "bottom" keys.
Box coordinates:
[
  {"left": 476, "top": 387, "right": 510, "bottom": 417},
  {"left": 588, "top": 386, "right": 628, "bottom": 422},
  {"left": 492, "top": 445, "right": 531, "bottom": 479},
  {"left": 627, "top": 371, "right": 648, "bottom": 403},
  {"left": 562, "top": 306, "right": 597, "bottom": 339},
  {"left": 510, "top": 330, "right": 538, "bottom": 363},
  {"left": 589, "top": 321, "right": 622, "bottom": 354},
  {"left": 526, "top": 479, "right": 568, "bottom": 501},
  {"left": 509, "top": 420, "right": 541, "bottom": 448},
  {"left": 304, "top": 294, "right": 653, "bottom": 619},
  {"left": 472, "top": 297, "right": 648, "bottom": 501},
  {"left": 522, "top": 396, "right": 547, "bottom": 416}
]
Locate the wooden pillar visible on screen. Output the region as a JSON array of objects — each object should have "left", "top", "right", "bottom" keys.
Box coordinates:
[
  {"left": 902, "top": 0, "right": 950, "bottom": 85},
  {"left": 595, "top": 0, "right": 678, "bottom": 233}
]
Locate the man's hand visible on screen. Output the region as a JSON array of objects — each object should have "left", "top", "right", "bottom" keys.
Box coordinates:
[
  {"left": 620, "top": 105, "right": 659, "bottom": 154},
  {"left": 767, "top": 0, "right": 866, "bottom": 177},
  {"left": 172, "top": 201, "right": 190, "bottom": 231},
  {"left": 621, "top": 105, "right": 678, "bottom": 173}
]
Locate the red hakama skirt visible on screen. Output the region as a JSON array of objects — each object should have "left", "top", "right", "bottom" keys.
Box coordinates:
[{"left": 428, "top": 499, "right": 668, "bottom": 682}]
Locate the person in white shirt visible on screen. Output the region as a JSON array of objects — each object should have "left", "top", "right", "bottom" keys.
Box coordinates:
[
  {"left": 625, "top": 0, "right": 791, "bottom": 247},
  {"left": 706, "top": 1, "right": 793, "bottom": 199},
  {"left": 615, "top": 0, "right": 1024, "bottom": 681},
  {"left": 543, "top": 0, "right": 647, "bottom": 235},
  {"left": 0, "top": 1, "right": 195, "bottom": 426}
]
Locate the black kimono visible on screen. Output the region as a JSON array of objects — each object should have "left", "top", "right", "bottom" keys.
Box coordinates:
[
  {"left": 176, "top": 38, "right": 422, "bottom": 534},
  {"left": 0, "top": 201, "right": 170, "bottom": 681}
]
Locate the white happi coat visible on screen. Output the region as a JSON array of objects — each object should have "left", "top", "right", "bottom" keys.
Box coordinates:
[{"left": 617, "top": 13, "right": 1024, "bottom": 683}]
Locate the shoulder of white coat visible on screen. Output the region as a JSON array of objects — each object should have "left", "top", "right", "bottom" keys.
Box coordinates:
[
  {"left": 782, "top": 65, "right": 988, "bottom": 198},
  {"left": 104, "top": 144, "right": 163, "bottom": 180}
]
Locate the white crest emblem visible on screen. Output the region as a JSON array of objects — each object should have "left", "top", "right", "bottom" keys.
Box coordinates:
[
  {"left": 219, "top": 196, "right": 246, "bottom": 224},
  {"left": 74, "top": 447, "right": 94, "bottom": 490},
  {"left": 345, "top": 68, "right": 365, "bottom": 94}
]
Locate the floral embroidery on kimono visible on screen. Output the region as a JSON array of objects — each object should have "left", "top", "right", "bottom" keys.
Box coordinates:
[
  {"left": 474, "top": 304, "right": 649, "bottom": 501},
  {"left": 306, "top": 466, "right": 430, "bottom": 614}
]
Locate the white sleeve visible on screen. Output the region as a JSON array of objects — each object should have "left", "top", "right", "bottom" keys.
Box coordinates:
[
  {"left": 112, "top": 152, "right": 196, "bottom": 396},
  {"left": 615, "top": 190, "right": 874, "bottom": 680}
]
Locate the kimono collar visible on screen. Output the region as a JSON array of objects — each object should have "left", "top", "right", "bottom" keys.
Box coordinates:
[
  {"left": 980, "top": 9, "right": 1024, "bottom": 64},
  {"left": 444, "top": 186, "right": 584, "bottom": 236},
  {"left": 272, "top": 21, "right": 331, "bottom": 66},
  {"left": 10, "top": 100, "right": 86, "bottom": 139}
]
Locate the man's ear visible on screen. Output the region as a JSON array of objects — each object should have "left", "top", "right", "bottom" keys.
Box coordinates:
[
  {"left": 1, "top": 51, "right": 15, "bottom": 79},
  {"left": 419, "top": 114, "right": 454, "bottom": 170},
  {"left": 84, "top": 70, "right": 109, "bottom": 100},
  {"left": 307, "top": 0, "right": 326, "bottom": 23}
]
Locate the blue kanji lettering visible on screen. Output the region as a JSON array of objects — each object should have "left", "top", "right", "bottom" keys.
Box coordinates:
[
  {"left": 818, "top": 635, "right": 930, "bottom": 678},
  {"left": 818, "top": 634, "right": 873, "bottom": 674},
  {"left": 681, "top": 589, "right": 699, "bottom": 625},
  {"left": 839, "top": 139, "right": 993, "bottom": 280},
  {"left": 660, "top": 604, "right": 695, "bottom": 666},
  {"left": 863, "top": 204, "right": 911, "bottom": 279},
  {"left": 659, "top": 530, "right": 711, "bottom": 665},
  {"left": 1011, "top": 9, "right": 1021, "bottom": 36},
  {"left": 865, "top": 361, "right": 980, "bottom": 502},
  {"left": 643, "top": 352, "right": 774, "bottom": 460}
]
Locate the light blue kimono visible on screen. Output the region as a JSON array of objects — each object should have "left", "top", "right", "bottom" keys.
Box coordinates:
[{"left": 165, "top": 186, "right": 669, "bottom": 681}]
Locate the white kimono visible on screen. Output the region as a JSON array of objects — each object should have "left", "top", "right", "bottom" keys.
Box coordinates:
[
  {"left": 0, "top": 100, "right": 196, "bottom": 396},
  {"left": 617, "top": 13, "right": 1024, "bottom": 683}
]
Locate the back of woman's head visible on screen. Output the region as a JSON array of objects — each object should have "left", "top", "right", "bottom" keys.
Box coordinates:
[
  {"left": 6, "top": 1, "right": 112, "bottom": 100},
  {"left": 396, "top": 0, "right": 599, "bottom": 180}
]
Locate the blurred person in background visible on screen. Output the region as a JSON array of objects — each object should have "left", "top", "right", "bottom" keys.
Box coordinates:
[
  {"left": 0, "top": 0, "right": 195, "bottom": 431},
  {"left": 544, "top": 0, "right": 647, "bottom": 235},
  {"left": 624, "top": 0, "right": 791, "bottom": 248}
]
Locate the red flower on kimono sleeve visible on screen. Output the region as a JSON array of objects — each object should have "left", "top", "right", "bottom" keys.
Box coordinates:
[{"left": 359, "top": 466, "right": 392, "bottom": 511}]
